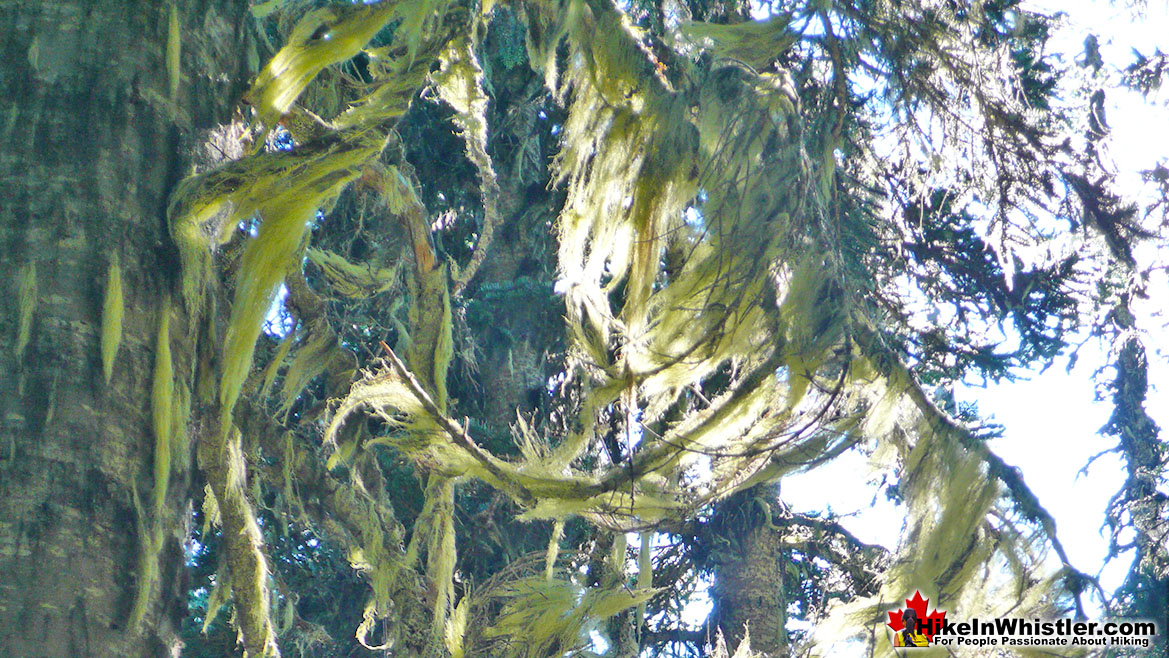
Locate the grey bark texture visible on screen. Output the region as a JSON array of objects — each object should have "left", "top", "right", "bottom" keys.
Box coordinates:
[{"left": 711, "top": 489, "right": 789, "bottom": 658}]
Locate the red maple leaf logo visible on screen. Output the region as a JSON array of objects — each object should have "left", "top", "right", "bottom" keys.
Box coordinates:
[{"left": 886, "top": 590, "right": 946, "bottom": 641}]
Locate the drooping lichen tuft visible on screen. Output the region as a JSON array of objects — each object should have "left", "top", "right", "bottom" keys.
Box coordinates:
[
  {"left": 101, "top": 254, "right": 124, "bottom": 384},
  {"left": 246, "top": 2, "right": 398, "bottom": 127},
  {"left": 276, "top": 329, "right": 337, "bottom": 421},
  {"left": 202, "top": 569, "right": 232, "bottom": 633},
  {"left": 128, "top": 481, "right": 163, "bottom": 630},
  {"left": 678, "top": 14, "right": 797, "bottom": 71},
  {"left": 444, "top": 596, "right": 469, "bottom": 658},
  {"left": 152, "top": 300, "right": 174, "bottom": 517},
  {"left": 636, "top": 530, "right": 653, "bottom": 635},
  {"left": 306, "top": 247, "right": 399, "bottom": 298},
  {"left": 207, "top": 130, "right": 385, "bottom": 436},
  {"left": 15, "top": 262, "right": 37, "bottom": 361},
  {"left": 430, "top": 478, "right": 457, "bottom": 638},
  {"left": 483, "top": 575, "right": 660, "bottom": 657},
  {"left": 544, "top": 520, "right": 564, "bottom": 581},
  {"left": 433, "top": 40, "right": 501, "bottom": 295},
  {"left": 258, "top": 330, "right": 295, "bottom": 400}
]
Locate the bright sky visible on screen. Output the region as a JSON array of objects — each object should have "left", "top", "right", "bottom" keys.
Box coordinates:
[{"left": 783, "top": 0, "right": 1169, "bottom": 625}]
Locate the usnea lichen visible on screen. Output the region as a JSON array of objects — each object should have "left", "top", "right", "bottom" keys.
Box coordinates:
[
  {"left": 156, "top": 0, "right": 1091, "bottom": 653},
  {"left": 15, "top": 262, "right": 36, "bottom": 361},
  {"left": 101, "top": 255, "right": 124, "bottom": 384},
  {"left": 151, "top": 300, "right": 174, "bottom": 516}
]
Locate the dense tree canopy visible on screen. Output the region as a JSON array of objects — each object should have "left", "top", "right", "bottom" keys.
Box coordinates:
[{"left": 1, "top": 0, "right": 1165, "bottom": 656}]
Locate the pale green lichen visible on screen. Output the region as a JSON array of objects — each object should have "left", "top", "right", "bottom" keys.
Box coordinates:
[
  {"left": 152, "top": 301, "right": 174, "bottom": 517},
  {"left": 427, "top": 477, "right": 457, "bottom": 638},
  {"left": 167, "top": 127, "right": 385, "bottom": 439},
  {"left": 220, "top": 133, "right": 385, "bottom": 434},
  {"left": 276, "top": 330, "right": 337, "bottom": 421},
  {"left": 15, "top": 262, "right": 36, "bottom": 361},
  {"left": 101, "top": 255, "right": 124, "bottom": 384},
  {"left": 201, "top": 483, "right": 221, "bottom": 536},
  {"left": 434, "top": 40, "right": 501, "bottom": 295},
  {"left": 128, "top": 481, "right": 163, "bottom": 630},
  {"left": 636, "top": 530, "right": 653, "bottom": 635},
  {"left": 44, "top": 371, "right": 59, "bottom": 426},
  {"left": 203, "top": 570, "right": 232, "bottom": 633},
  {"left": 258, "top": 330, "right": 295, "bottom": 400},
  {"left": 306, "top": 248, "right": 398, "bottom": 298},
  {"left": 171, "top": 380, "right": 191, "bottom": 476},
  {"left": 678, "top": 14, "right": 797, "bottom": 71},
  {"left": 162, "top": 2, "right": 1076, "bottom": 654},
  {"left": 483, "top": 575, "right": 659, "bottom": 658},
  {"left": 443, "top": 595, "right": 469, "bottom": 658},
  {"left": 246, "top": 2, "right": 399, "bottom": 127},
  {"left": 544, "top": 519, "right": 564, "bottom": 580},
  {"left": 27, "top": 36, "right": 39, "bottom": 73}
]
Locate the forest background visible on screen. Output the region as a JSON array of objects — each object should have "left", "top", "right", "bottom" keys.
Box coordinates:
[{"left": 0, "top": 0, "right": 1165, "bottom": 656}]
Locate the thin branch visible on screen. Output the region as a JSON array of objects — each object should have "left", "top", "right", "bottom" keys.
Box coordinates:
[{"left": 378, "top": 340, "right": 536, "bottom": 506}]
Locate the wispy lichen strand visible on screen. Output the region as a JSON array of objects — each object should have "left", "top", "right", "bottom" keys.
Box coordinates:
[{"left": 100, "top": 255, "right": 124, "bottom": 383}]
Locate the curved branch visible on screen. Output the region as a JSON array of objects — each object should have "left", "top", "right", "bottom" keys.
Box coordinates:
[{"left": 852, "top": 322, "right": 1104, "bottom": 614}]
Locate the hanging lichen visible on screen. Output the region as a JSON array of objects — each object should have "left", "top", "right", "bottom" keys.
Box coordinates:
[
  {"left": 483, "top": 575, "right": 659, "bottom": 658},
  {"left": 201, "top": 482, "right": 221, "bottom": 536},
  {"left": 246, "top": 2, "right": 399, "bottom": 127},
  {"left": 444, "top": 596, "right": 470, "bottom": 658},
  {"left": 14, "top": 262, "right": 36, "bottom": 361},
  {"left": 101, "top": 254, "right": 124, "bottom": 384},
  {"left": 678, "top": 14, "right": 797, "bottom": 71},
  {"left": 331, "top": 0, "right": 470, "bottom": 131},
  {"left": 26, "top": 36, "right": 39, "bottom": 74},
  {"left": 306, "top": 248, "right": 398, "bottom": 298},
  {"left": 197, "top": 425, "right": 280, "bottom": 657},
  {"left": 151, "top": 300, "right": 174, "bottom": 516},
  {"left": 258, "top": 330, "right": 296, "bottom": 400},
  {"left": 806, "top": 333, "right": 1087, "bottom": 657},
  {"left": 157, "top": 0, "right": 1109, "bottom": 654},
  {"left": 635, "top": 530, "right": 653, "bottom": 637},
  {"left": 277, "top": 329, "right": 340, "bottom": 421},
  {"left": 433, "top": 40, "right": 501, "bottom": 295},
  {"left": 167, "top": 127, "right": 385, "bottom": 320},
  {"left": 203, "top": 569, "right": 233, "bottom": 634},
  {"left": 128, "top": 481, "right": 163, "bottom": 630},
  {"left": 426, "top": 476, "right": 457, "bottom": 638},
  {"left": 167, "top": 127, "right": 387, "bottom": 435},
  {"left": 171, "top": 379, "right": 191, "bottom": 477},
  {"left": 43, "top": 371, "right": 59, "bottom": 426},
  {"left": 544, "top": 520, "right": 564, "bottom": 581}
]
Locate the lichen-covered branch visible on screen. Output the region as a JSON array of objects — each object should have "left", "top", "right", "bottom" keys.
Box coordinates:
[
  {"left": 433, "top": 40, "right": 503, "bottom": 297},
  {"left": 197, "top": 421, "right": 280, "bottom": 657}
]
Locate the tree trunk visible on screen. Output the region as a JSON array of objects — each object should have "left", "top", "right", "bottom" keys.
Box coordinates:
[
  {"left": 711, "top": 487, "right": 789, "bottom": 657},
  {"left": 0, "top": 2, "right": 253, "bottom": 655},
  {"left": 451, "top": 6, "right": 562, "bottom": 436}
]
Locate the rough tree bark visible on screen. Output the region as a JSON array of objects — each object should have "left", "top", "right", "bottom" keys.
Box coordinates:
[
  {"left": 455, "top": 6, "right": 562, "bottom": 435},
  {"left": 711, "top": 487, "right": 789, "bottom": 657},
  {"left": 0, "top": 2, "right": 254, "bottom": 655}
]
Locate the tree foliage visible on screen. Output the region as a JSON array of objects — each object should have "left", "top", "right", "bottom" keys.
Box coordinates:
[{"left": 147, "top": 0, "right": 1169, "bottom": 656}]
